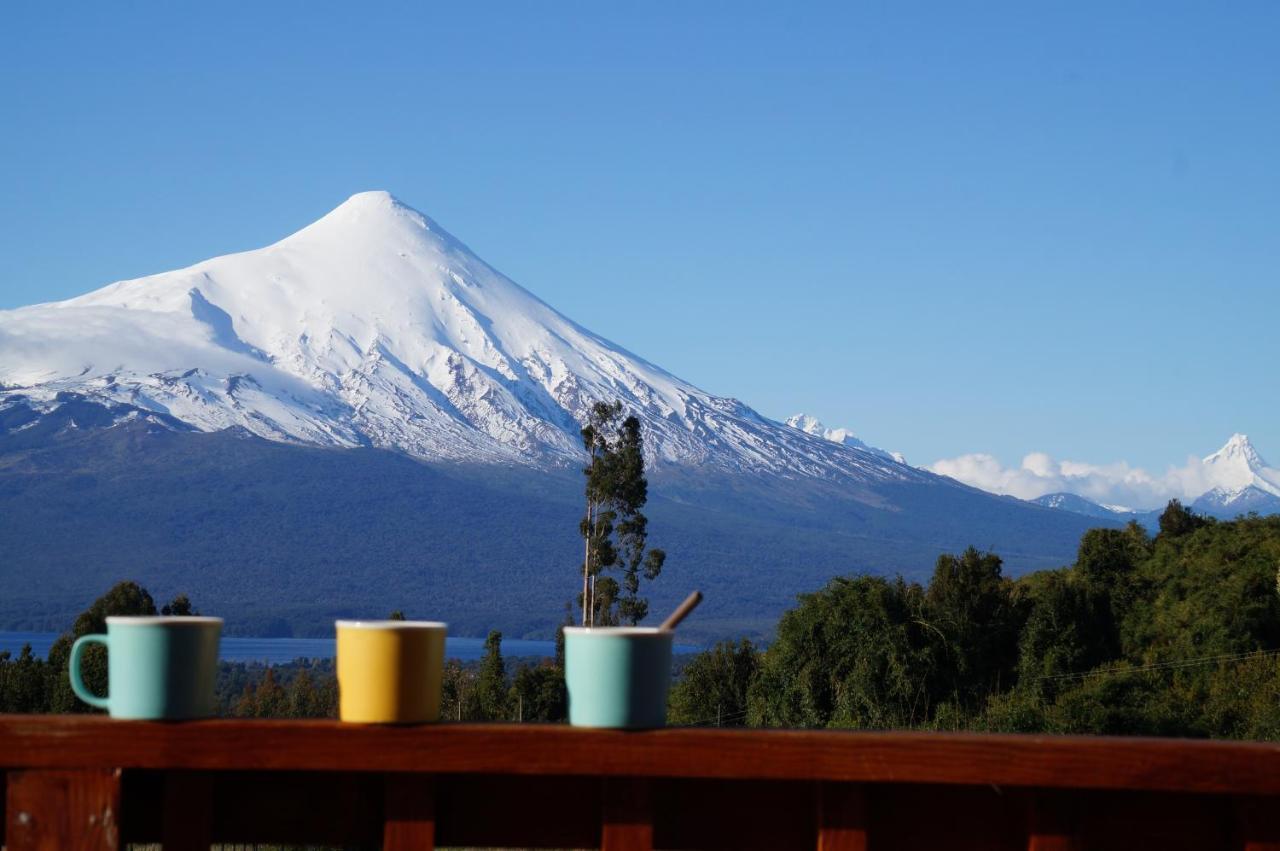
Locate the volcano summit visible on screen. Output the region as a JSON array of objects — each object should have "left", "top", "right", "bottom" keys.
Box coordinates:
[{"left": 1, "top": 191, "right": 917, "bottom": 484}]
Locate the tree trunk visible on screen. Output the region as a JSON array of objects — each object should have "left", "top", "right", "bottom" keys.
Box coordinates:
[{"left": 581, "top": 500, "right": 593, "bottom": 626}]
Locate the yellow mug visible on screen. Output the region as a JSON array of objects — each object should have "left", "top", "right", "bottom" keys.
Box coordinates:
[{"left": 335, "top": 620, "right": 447, "bottom": 723}]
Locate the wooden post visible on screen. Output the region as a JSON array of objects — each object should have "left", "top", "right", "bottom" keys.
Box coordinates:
[
  {"left": 383, "top": 773, "right": 436, "bottom": 850},
  {"left": 1027, "top": 791, "right": 1077, "bottom": 851},
  {"left": 602, "top": 777, "right": 653, "bottom": 851},
  {"left": 162, "top": 771, "right": 214, "bottom": 851},
  {"left": 817, "top": 782, "right": 868, "bottom": 851},
  {"left": 5, "top": 768, "right": 121, "bottom": 851},
  {"left": 1236, "top": 796, "right": 1280, "bottom": 851}
]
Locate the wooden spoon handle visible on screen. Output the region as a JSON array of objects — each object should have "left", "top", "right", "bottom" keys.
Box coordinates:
[{"left": 660, "top": 591, "right": 703, "bottom": 631}]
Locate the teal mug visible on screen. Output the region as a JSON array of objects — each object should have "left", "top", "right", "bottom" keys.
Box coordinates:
[
  {"left": 563, "top": 627, "right": 673, "bottom": 729},
  {"left": 69, "top": 616, "right": 223, "bottom": 719}
]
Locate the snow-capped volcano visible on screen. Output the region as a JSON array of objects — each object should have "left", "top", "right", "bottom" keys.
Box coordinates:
[
  {"left": 0, "top": 191, "right": 919, "bottom": 484},
  {"left": 0, "top": 192, "right": 1122, "bottom": 637},
  {"left": 1016, "top": 434, "right": 1280, "bottom": 522},
  {"left": 1200, "top": 434, "right": 1280, "bottom": 497},
  {"left": 1194, "top": 434, "right": 1280, "bottom": 512}
]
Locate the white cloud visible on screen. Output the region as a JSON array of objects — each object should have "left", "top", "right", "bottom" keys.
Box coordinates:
[{"left": 926, "top": 451, "right": 1224, "bottom": 510}]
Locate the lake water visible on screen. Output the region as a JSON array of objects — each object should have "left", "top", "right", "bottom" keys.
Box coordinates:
[
  {"left": 0, "top": 631, "right": 555, "bottom": 664},
  {"left": 0, "top": 630, "right": 697, "bottom": 664}
]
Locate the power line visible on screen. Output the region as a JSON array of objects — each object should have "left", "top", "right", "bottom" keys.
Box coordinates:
[
  {"left": 685, "top": 707, "right": 750, "bottom": 727},
  {"left": 1038, "top": 647, "right": 1280, "bottom": 683}
]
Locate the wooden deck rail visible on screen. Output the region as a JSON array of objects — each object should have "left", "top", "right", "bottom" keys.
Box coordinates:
[{"left": 4, "top": 715, "right": 1280, "bottom": 849}]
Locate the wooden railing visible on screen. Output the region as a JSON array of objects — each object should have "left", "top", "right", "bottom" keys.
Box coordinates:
[{"left": 4, "top": 715, "right": 1280, "bottom": 849}]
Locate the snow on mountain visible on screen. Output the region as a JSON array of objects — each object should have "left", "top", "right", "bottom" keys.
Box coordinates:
[
  {"left": 1035, "top": 492, "right": 1115, "bottom": 516},
  {"left": 0, "top": 191, "right": 925, "bottom": 486},
  {"left": 1191, "top": 434, "right": 1280, "bottom": 518},
  {"left": 784, "top": 414, "right": 903, "bottom": 463},
  {"left": 1032, "top": 492, "right": 1140, "bottom": 520},
  {"left": 1198, "top": 434, "right": 1280, "bottom": 500},
  {"left": 1193, "top": 486, "right": 1280, "bottom": 516}
]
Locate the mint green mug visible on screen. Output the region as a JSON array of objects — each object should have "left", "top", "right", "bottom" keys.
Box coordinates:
[
  {"left": 69, "top": 616, "right": 222, "bottom": 719},
  {"left": 564, "top": 627, "right": 673, "bottom": 728}
]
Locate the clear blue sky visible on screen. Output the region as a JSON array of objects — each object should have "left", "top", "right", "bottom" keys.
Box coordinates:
[{"left": 2, "top": 2, "right": 1277, "bottom": 471}]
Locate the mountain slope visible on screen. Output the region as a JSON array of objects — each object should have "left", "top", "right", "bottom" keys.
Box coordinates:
[
  {"left": 1193, "top": 486, "right": 1280, "bottom": 518},
  {"left": 0, "top": 191, "right": 924, "bottom": 488},
  {"left": 0, "top": 192, "right": 1112, "bottom": 636},
  {"left": 0, "top": 397, "right": 1098, "bottom": 639}
]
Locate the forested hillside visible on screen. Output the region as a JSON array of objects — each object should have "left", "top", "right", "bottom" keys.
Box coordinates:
[
  {"left": 671, "top": 502, "right": 1280, "bottom": 738},
  {"left": 0, "top": 414, "right": 1096, "bottom": 640}
]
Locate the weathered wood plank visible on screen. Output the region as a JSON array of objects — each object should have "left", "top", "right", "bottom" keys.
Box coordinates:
[
  {"left": 25, "top": 761, "right": 1272, "bottom": 851},
  {"left": 4, "top": 716, "right": 1280, "bottom": 795},
  {"left": 5, "top": 768, "right": 121, "bottom": 851},
  {"left": 383, "top": 773, "right": 435, "bottom": 850}
]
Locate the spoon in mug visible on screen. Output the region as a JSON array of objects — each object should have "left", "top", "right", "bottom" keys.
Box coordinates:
[{"left": 660, "top": 591, "right": 703, "bottom": 631}]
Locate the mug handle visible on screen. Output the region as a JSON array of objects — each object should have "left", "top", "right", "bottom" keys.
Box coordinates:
[{"left": 69, "top": 634, "right": 111, "bottom": 711}]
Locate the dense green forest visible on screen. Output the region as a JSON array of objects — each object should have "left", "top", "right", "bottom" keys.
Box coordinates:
[
  {"left": 670, "top": 502, "right": 1280, "bottom": 737},
  {"left": 5, "top": 501, "right": 1280, "bottom": 739}
]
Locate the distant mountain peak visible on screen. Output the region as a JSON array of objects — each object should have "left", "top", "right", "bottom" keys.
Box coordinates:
[
  {"left": 785, "top": 413, "right": 863, "bottom": 448},
  {"left": 1202, "top": 433, "right": 1279, "bottom": 498},
  {"left": 784, "top": 413, "right": 903, "bottom": 463},
  {"left": 1205, "top": 433, "right": 1267, "bottom": 468},
  {"left": 1193, "top": 484, "right": 1280, "bottom": 515},
  {"left": 785, "top": 414, "right": 828, "bottom": 437},
  {"left": 1031, "top": 434, "right": 1280, "bottom": 522},
  {"left": 1032, "top": 492, "right": 1139, "bottom": 521}
]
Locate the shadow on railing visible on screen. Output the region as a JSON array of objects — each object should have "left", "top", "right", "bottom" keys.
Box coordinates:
[{"left": 4, "top": 715, "right": 1280, "bottom": 850}]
